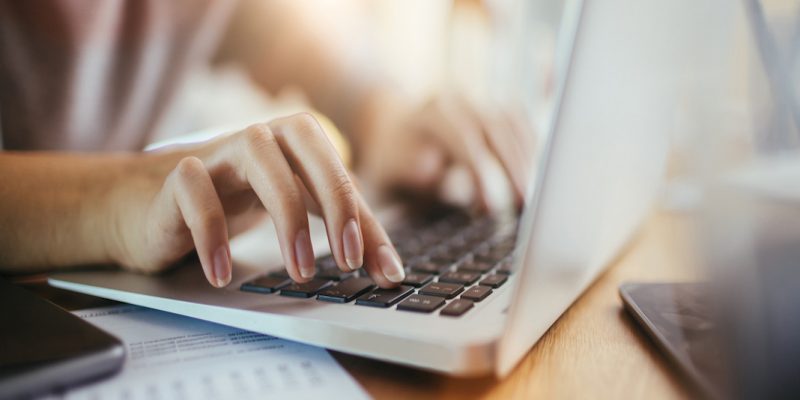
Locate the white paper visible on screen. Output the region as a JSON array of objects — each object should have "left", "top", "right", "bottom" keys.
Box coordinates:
[{"left": 59, "top": 305, "right": 370, "bottom": 400}]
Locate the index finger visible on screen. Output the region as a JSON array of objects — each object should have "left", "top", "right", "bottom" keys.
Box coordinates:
[{"left": 268, "top": 113, "right": 405, "bottom": 285}]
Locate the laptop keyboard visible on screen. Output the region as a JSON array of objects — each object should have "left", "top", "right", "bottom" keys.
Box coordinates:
[{"left": 240, "top": 210, "right": 519, "bottom": 317}]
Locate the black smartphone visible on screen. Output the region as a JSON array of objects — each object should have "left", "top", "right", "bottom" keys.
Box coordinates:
[
  {"left": 0, "top": 277, "right": 124, "bottom": 399},
  {"left": 619, "top": 282, "right": 727, "bottom": 399}
]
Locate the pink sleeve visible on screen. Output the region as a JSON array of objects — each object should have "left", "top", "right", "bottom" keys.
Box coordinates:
[{"left": 0, "top": 0, "right": 235, "bottom": 151}]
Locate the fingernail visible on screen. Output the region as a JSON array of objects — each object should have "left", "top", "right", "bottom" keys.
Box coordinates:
[
  {"left": 214, "top": 245, "right": 231, "bottom": 288},
  {"left": 342, "top": 219, "right": 363, "bottom": 271},
  {"left": 377, "top": 244, "right": 405, "bottom": 283},
  {"left": 295, "top": 229, "right": 315, "bottom": 278}
]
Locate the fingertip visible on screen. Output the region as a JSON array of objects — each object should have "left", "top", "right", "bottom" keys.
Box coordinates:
[
  {"left": 284, "top": 261, "right": 312, "bottom": 283},
  {"left": 294, "top": 229, "right": 316, "bottom": 279},
  {"left": 376, "top": 279, "right": 401, "bottom": 289},
  {"left": 213, "top": 245, "right": 231, "bottom": 288},
  {"left": 342, "top": 218, "right": 364, "bottom": 271},
  {"left": 291, "top": 274, "right": 313, "bottom": 284},
  {"left": 377, "top": 244, "right": 405, "bottom": 283},
  {"left": 282, "top": 247, "right": 310, "bottom": 284},
  {"left": 300, "top": 269, "right": 315, "bottom": 279},
  {"left": 367, "top": 266, "right": 401, "bottom": 289},
  {"left": 354, "top": 193, "right": 405, "bottom": 287}
]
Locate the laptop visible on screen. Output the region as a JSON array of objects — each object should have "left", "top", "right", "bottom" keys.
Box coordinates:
[{"left": 49, "top": 0, "right": 676, "bottom": 377}]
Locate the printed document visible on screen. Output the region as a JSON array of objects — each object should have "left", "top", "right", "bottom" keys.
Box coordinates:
[{"left": 59, "top": 305, "right": 370, "bottom": 400}]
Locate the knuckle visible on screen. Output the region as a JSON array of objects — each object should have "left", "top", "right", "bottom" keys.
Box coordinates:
[
  {"left": 242, "top": 123, "right": 278, "bottom": 154},
  {"left": 286, "top": 112, "right": 322, "bottom": 139},
  {"left": 175, "top": 156, "right": 205, "bottom": 179},
  {"left": 276, "top": 186, "right": 304, "bottom": 213},
  {"left": 328, "top": 170, "right": 356, "bottom": 204},
  {"left": 189, "top": 206, "right": 224, "bottom": 233},
  {"left": 168, "top": 157, "right": 205, "bottom": 191},
  {"left": 290, "top": 112, "right": 319, "bottom": 128}
]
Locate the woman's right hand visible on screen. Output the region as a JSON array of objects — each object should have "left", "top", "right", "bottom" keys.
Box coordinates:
[{"left": 105, "top": 113, "right": 405, "bottom": 288}]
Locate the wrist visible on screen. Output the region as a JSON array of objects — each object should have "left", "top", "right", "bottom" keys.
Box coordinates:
[{"left": 92, "top": 153, "right": 161, "bottom": 268}]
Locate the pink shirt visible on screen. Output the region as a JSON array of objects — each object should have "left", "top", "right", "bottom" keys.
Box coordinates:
[{"left": 0, "top": 0, "right": 235, "bottom": 151}]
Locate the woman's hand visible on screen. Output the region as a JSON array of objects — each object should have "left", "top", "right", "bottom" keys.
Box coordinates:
[
  {"left": 355, "top": 93, "right": 536, "bottom": 212},
  {"left": 106, "top": 113, "right": 405, "bottom": 288}
]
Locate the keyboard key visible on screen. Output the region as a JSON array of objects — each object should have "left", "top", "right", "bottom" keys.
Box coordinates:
[
  {"left": 268, "top": 269, "right": 290, "bottom": 279},
  {"left": 456, "top": 260, "right": 495, "bottom": 273},
  {"left": 419, "top": 282, "right": 464, "bottom": 299},
  {"left": 355, "top": 285, "right": 414, "bottom": 308},
  {"left": 411, "top": 261, "right": 452, "bottom": 275},
  {"left": 354, "top": 268, "right": 374, "bottom": 278},
  {"left": 477, "top": 241, "right": 513, "bottom": 260},
  {"left": 492, "top": 241, "right": 515, "bottom": 255},
  {"left": 396, "top": 247, "right": 416, "bottom": 260},
  {"left": 401, "top": 239, "right": 427, "bottom": 253},
  {"left": 397, "top": 295, "right": 446, "bottom": 313},
  {"left": 280, "top": 279, "right": 333, "bottom": 298},
  {"left": 479, "top": 274, "right": 508, "bottom": 288},
  {"left": 427, "top": 253, "right": 461, "bottom": 265},
  {"left": 473, "top": 244, "right": 492, "bottom": 257},
  {"left": 474, "top": 253, "right": 502, "bottom": 263},
  {"left": 444, "top": 236, "right": 470, "bottom": 251},
  {"left": 446, "top": 242, "right": 474, "bottom": 255},
  {"left": 441, "top": 299, "right": 474, "bottom": 317},
  {"left": 316, "top": 267, "right": 355, "bottom": 281},
  {"left": 240, "top": 276, "right": 292, "bottom": 294},
  {"left": 463, "top": 227, "right": 489, "bottom": 242},
  {"left": 402, "top": 272, "right": 434, "bottom": 288},
  {"left": 317, "top": 278, "right": 375, "bottom": 303},
  {"left": 427, "top": 246, "right": 461, "bottom": 263},
  {"left": 489, "top": 246, "right": 513, "bottom": 259},
  {"left": 395, "top": 239, "right": 427, "bottom": 259},
  {"left": 496, "top": 259, "right": 515, "bottom": 274},
  {"left": 461, "top": 285, "right": 492, "bottom": 302},
  {"left": 438, "top": 271, "right": 481, "bottom": 286},
  {"left": 316, "top": 256, "right": 339, "bottom": 269}
]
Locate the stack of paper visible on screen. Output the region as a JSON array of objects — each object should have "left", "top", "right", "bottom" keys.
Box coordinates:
[{"left": 56, "top": 305, "right": 369, "bottom": 400}]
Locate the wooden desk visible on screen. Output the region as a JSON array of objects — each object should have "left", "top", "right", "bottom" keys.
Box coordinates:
[{"left": 19, "top": 211, "right": 697, "bottom": 400}]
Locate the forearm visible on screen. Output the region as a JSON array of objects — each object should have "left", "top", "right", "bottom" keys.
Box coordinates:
[
  {"left": 215, "top": 0, "right": 406, "bottom": 162},
  {"left": 251, "top": 43, "right": 406, "bottom": 168},
  {"left": 0, "top": 152, "right": 139, "bottom": 272}
]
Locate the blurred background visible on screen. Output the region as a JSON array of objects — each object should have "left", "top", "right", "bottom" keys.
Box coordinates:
[{"left": 154, "top": 0, "right": 557, "bottom": 146}]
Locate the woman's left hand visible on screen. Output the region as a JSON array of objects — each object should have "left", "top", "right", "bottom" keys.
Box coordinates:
[{"left": 355, "top": 92, "right": 536, "bottom": 212}]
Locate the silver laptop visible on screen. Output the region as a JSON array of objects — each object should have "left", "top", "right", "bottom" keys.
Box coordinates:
[{"left": 49, "top": 0, "right": 678, "bottom": 377}]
